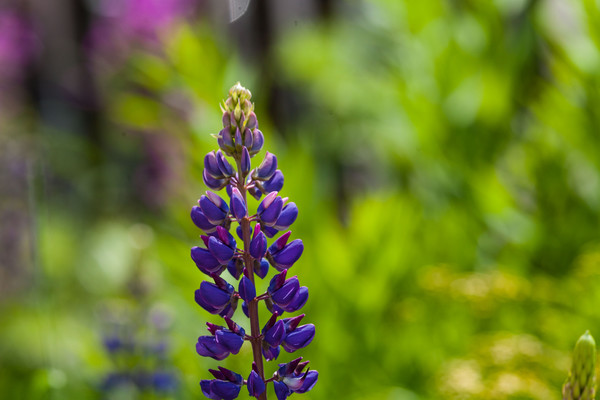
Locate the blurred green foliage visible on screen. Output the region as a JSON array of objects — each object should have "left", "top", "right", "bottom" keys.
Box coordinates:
[{"left": 2, "top": 0, "right": 600, "bottom": 399}]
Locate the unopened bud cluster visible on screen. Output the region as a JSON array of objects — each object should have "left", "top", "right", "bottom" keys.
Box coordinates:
[
  {"left": 563, "top": 331, "right": 597, "bottom": 400},
  {"left": 190, "top": 83, "right": 317, "bottom": 399}
]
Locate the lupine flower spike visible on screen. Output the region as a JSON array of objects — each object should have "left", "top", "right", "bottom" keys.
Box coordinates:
[
  {"left": 191, "top": 83, "right": 317, "bottom": 399},
  {"left": 563, "top": 331, "right": 597, "bottom": 400}
]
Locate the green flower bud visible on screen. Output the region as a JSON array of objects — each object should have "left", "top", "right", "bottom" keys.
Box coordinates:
[{"left": 563, "top": 331, "right": 597, "bottom": 400}]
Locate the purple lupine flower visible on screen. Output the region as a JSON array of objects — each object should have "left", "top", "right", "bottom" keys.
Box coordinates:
[
  {"left": 267, "top": 232, "right": 304, "bottom": 271},
  {"left": 267, "top": 270, "right": 309, "bottom": 313},
  {"left": 273, "top": 358, "right": 318, "bottom": 400},
  {"left": 191, "top": 227, "right": 236, "bottom": 275},
  {"left": 238, "top": 270, "right": 256, "bottom": 303},
  {"left": 200, "top": 367, "right": 243, "bottom": 400},
  {"left": 227, "top": 257, "right": 244, "bottom": 280},
  {"left": 260, "top": 170, "right": 284, "bottom": 193},
  {"left": 205, "top": 151, "right": 234, "bottom": 180},
  {"left": 195, "top": 276, "right": 238, "bottom": 318},
  {"left": 208, "top": 227, "right": 237, "bottom": 265},
  {"left": 241, "top": 147, "right": 252, "bottom": 177},
  {"left": 196, "top": 318, "right": 245, "bottom": 360},
  {"left": 230, "top": 187, "right": 247, "bottom": 220},
  {"left": 255, "top": 258, "right": 270, "bottom": 279},
  {"left": 191, "top": 246, "right": 222, "bottom": 275},
  {"left": 249, "top": 224, "right": 268, "bottom": 260},
  {"left": 261, "top": 313, "right": 285, "bottom": 361},
  {"left": 205, "top": 151, "right": 227, "bottom": 179},
  {"left": 204, "top": 169, "right": 228, "bottom": 191},
  {"left": 281, "top": 315, "right": 315, "bottom": 353},
  {"left": 199, "top": 192, "right": 229, "bottom": 225},
  {"left": 257, "top": 192, "right": 284, "bottom": 227},
  {"left": 253, "top": 152, "right": 278, "bottom": 180},
  {"left": 272, "top": 203, "right": 298, "bottom": 231},
  {"left": 191, "top": 206, "right": 218, "bottom": 233},
  {"left": 247, "top": 363, "right": 266, "bottom": 398},
  {"left": 191, "top": 83, "right": 316, "bottom": 399}
]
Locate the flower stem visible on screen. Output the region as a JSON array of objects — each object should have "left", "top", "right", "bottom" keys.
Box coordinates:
[{"left": 237, "top": 158, "right": 268, "bottom": 400}]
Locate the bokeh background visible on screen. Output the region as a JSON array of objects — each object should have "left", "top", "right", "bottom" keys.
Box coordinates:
[{"left": 2, "top": 0, "right": 600, "bottom": 399}]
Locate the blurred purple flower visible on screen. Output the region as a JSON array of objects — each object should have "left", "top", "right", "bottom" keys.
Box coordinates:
[{"left": 0, "top": 11, "right": 36, "bottom": 82}]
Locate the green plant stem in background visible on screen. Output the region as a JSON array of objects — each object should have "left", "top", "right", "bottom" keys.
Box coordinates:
[{"left": 563, "top": 331, "right": 597, "bottom": 400}]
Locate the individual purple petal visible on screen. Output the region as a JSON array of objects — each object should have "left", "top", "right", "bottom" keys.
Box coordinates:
[
  {"left": 207, "top": 190, "right": 229, "bottom": 210},
  {"left": 271, "top": 277, "right": 300, "bottom": 307},
  {"left": 261, "top": 225, "right": 279, "bottom": 238},
  {"left": 247, "top": 370, "right": 265, "bottom": 398},
  {"left": 253, "top": 152, "right": 278, "bottom": 180},
  {"left": 282, "top": 324, "right": 315, "bottom": 352},
  {"left": 211, "top": 380, "right": 241, "bottom": 400},
  {"left": 204, "top": 151, "right": 224, "bottom": 179},
  {"left": 261, "top": 342, "right": 280, "bottom": 361},
  {"left": 191, "top": 247, "right": 221, "bottom": 274},
  {"left": 219, "top": 128, "right": 234, "bottom": 150},
  {"left": 200, "top": 380, "right": 220, "bottom": 399},
  {"left": 203, "top": 169, "right": 227, "bottom": 190},
  {"left": 268, "top": 269, "right": 288, "bottom": 292},
  {"left": 196, "top": 336, "right": 229, "bottom": 360},
  {"left": 208, "top": 236, "right": 235, "bottom": 264},
  {"left": 269, "top": 231, "right": 291, "bottom": 253},
  {"left": 271, "top": 239, "right": 304, "bottom": 270},
  {"left": 282, "top": 314, "right": 305, "bottom": 333},
  {"left": 200, "top": 193, "right": 229, "bottom": 225},
  {"left": 248, "top": 186, "right": 262, "bottom": 200},
  {"left": 195, "top": 291, "right": 219, "bottom": 314},
  {"left": 255, "top": 259, "right": 269, "bottom": 279},
  {"left": 198, "top": 281, "right": 231, "bottom": 308},
  {"left": 215, "top": 330, "right": 244, "bottom": 354},
  {"left": 261, "top": 169, "right": 284, "bottom": 193},
  {"left": 243, "top": 128, "right": 253, "bottom": 149},
  {"left": 257, "top": 191, "right": 278, "bottom": 214},
  {"left": 216, "top": 150, "right": 234, "bottom": 176},
  {"left": 273, "top": 203, "right": 298, "bottom": 231},
  {"left": 215, "top": 366, "right": 243, "bottom": 385},
  {"left": 238, "top": 275, "right": 256, "bottom": 303},
  {"left": 215, "top": 225, "right": 235, "bottom": 247},
  {"left": 230, "top": 187, "right": 247, "bottom": 220},
  {"left": 227, "top": 258, "right": 243, "bottom": 280},
  {"left": 246, "top": 112, "right": 258, "bottom": 130},
  {"left": 234, "top": 128, "right": 243, "bottom": 151},
  {"left": 222, "top": 112, "right": 231, "bottom": 128},
  {"left": 274, "top": 381, "right": 291, "bottom": 400},
  {"left": 258, "top": 196, "right": 283, "bottom": 227},
  {"left": 263, "top": 320, "right": 285, "bottom": 347},
  {"left": 295, "top": 371, "right": 318, "bottom": 394},
  {"left": 241, "top": 146, "right": 251, "bottom": 177},
  {"left": 191, "top": 206, "right": 217, "bottom": 233},
  {"left": 242, "top": 301, "right": 249, "bottom": 318},
  {"left": 281, "top": 286, "right": 308, "bottom": 312},
  {"left": 249, "top": 229, "right": 267, "bottom": 260},
  {"left": 249, "top": 129, "right": 264, "bottom": 156}
]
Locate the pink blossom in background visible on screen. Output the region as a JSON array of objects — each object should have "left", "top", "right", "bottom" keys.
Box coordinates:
[
  {"left": 0, "top": 11, "right": 36, "bottom": 82},
  {"left": 88, "top": 0, "right": 196, "bottom": 54}
]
